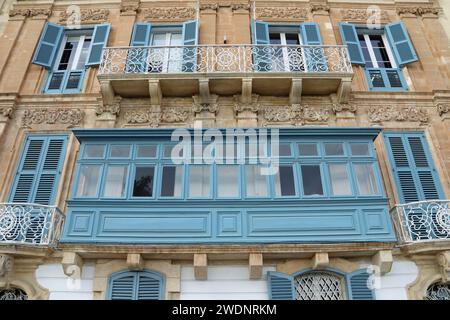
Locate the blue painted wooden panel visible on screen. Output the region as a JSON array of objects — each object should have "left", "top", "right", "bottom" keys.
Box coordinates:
[{"left": 61, "top": 204, "right": 396, "bottom": 243}]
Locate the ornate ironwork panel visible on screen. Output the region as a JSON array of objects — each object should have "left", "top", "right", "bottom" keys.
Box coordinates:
[
  {"left": 0, "top": 288, "right": 28, "bottom": 300},
  {"left": 425, "top": 283, "right": 450, "bottom": 300},
  {"left": 294, "top": 271, "right": 344, "bottom": 300}
]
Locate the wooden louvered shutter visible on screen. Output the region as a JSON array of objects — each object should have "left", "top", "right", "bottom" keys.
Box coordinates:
[
  {"left": 385, "top": 21, "right": 418, "bottom": 66},
  {"left": 384, "top": 133, "right": 444, "bottom": 203},
  {"left": 109, "top": 273, "right": 137, "bottom": 300},
  {"left": 137, "top": 272, "right": 163, "bottom": 300},
  {"left": 10, "top": 136, "right": 67, "bottom": 205},
  {"left": 108, "top": 270, "right": 164, "bottom": 300},
  {"left": 86, "top": 23, "right": 111, "bottom": 66},
  {"left": 347, "top": 269, "right": 375, "bottom": 300},
  {"left": 300, "top": 22, "right": 327, "bottom": 72},
  {"left": 339, "top": 23, "right": 365, "bottom": 65},
  {"left": 268, "top": 271, "right": 294, "bottom": 300}
]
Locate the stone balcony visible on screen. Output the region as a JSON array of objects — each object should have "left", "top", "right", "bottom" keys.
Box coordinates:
[{"left": 97, "top": 44, "right": 353, "bottom": 105}]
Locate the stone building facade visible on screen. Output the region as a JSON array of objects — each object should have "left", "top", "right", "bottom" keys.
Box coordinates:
[{"left": 0, "top": 0, "right": 449, "bottom": 300}]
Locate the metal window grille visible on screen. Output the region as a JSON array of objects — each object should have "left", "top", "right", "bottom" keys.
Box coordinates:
[
  {"left": 294, "top": 271, "right": 344, "bottom": 300},
  {"left": 425, "top": 283, "right": 450, "bottom": 300},
  {"left": 0, "top": 288, "right": 28, "bottom": 300}
]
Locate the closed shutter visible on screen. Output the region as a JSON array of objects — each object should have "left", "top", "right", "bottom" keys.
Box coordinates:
[
  {"left": 347, "top": 269, "right": 375, "bottom": 300},
  {"left": 32, "top": 23, "right": 64, "bottom": 68},
  {"left": 339, "top": 23, "right": 365, "bottom": 65},
  {"left": 86, "top": 23, "right": 111, "bottom": 66},
  {"left": 385, "top": 21, "right": 418, "bottom": 66},
  {"left": 300, "top": 22, "right": 327, "bottom": 71},
  {"left": 384, "top": 133, "right": 444, "bottom": 203},
  {"left": 108, "top": 270, "right": 164, "bottom": 300},
  {"left": 9, "top": 135, "right": 67, "bottom": 205},
  {"left": 268, "top": 271, "right": 294, "bottom": 300},
  {"left": 127, "top": 23, "right": 152, "bottom": 73},
  {"left": 182, "top": 20, "right": 198, "bottom": 72}
]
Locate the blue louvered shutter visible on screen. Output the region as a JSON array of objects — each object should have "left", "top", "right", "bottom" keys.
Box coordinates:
[
  {"left": 108, "top": 270, "right": 164, "bottom": 300},
  {"left": 385, "top": 21, "right": 418, "bottom": 66},
  {"left": 182, "top": 20, "right": 198, "bottom": 72},
  {"left": 347, "top": 269, "right": 374, "bottom": 300},
  {"left": 9, "top": 135, "right": 67, "bottom": 205},
  {"left": 137, "top": 272, "right": 164, "bottom": 300},
  {"left": 127, "top": 23, "right": 152, "bottom": 73},
  {"left": 339, "top": 23, "right": 365, "bottom": 65},
  {"left": 300, "top": 22, "right": 327, "bottom": 71},
  {"left": 268, "top": 271, "right": 294, "bottom": 300},
  {"left": 86, "top": 23, "right": 111, "bottom": 66},
  {"left": 384, "top": 133, "right": 444, "bottom": 203},
  {"left": 252, "top": 20, "right": 269, "bottom": 44},
  {"left": 252, "top": 20, "right": 270, "bottom": 72},
  {"left": 32, "top": 22, "right": 64, "bottom": 68},
  {"left": 109, "top": 272, "right": 137, "bottom": 300}
]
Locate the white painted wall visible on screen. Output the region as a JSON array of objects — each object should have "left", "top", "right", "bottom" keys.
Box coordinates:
[
  {"left": 374, "top": 260, "right": 418, "bottom": 300},
  {"left": 180, "top": 265, "right": 276, "bottom": 300},
  {"left": 36, "top": 263, "right": 95, "bottom": 300}
]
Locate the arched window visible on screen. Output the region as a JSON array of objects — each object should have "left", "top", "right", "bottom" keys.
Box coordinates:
[
  {"left": 0, "top": 288, "right": 28, "bottom": 300},
  {"left": 425, "top": 282, "right": 450, "bottom": 300},
  {"left": 107, "top": 269, "right": 165, "bottom": 300},
  {"left": 294, "top": 271, "right": 345, "bottom": 300}
]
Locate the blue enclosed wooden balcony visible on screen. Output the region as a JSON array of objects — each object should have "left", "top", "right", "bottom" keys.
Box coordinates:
[{"left": 60, "top": 128, "right": 396, "bottom": 245}]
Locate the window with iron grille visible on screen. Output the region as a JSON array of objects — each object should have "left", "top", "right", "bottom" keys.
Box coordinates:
[
  {"left": 425, "top": 282, "right": 450, "bottom": 300},
  {"left": 0, "top": 288, "right": 28, "bottom": 300},
  {"left": 294, "top": 271, "right": 345, "bottom": 300}
]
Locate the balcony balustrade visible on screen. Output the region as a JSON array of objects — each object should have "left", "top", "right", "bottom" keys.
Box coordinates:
[
  {"left": 97, "top": 44, "right": 353, "bottom": 103},
  {"left": 390, "top": 200, "right": 450, "bottom": 244},
  {"left": 0, "top": 203, "right": 64, "bottom": 247}
]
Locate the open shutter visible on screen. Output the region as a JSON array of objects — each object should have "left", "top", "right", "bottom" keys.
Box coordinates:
[
  {"left": 347, "top": 269, "right": 374, "bottom": 300},
  {"left": 9, "top": 136, "right": 67, "bottom": 205},
  {"left": 182, "top": 20, "right": 198, "bottom": 72},
  {"left": 137, "top": 272, "right": 164, "bottom": 300},
  {"left": 385, "top": 21, "right": 418, "bottom": 66},
  {"left": 252, "top": 20, "right": 269, "bottom": 44},
  {"left": 300, "top": 22, "right": 327, "bottom": 71},
  {"left": 252, "top": 20, "right": 270, "bottom": 72},
  {"left": 86, "top": 23, "right": 111, "bottom": 66},
  {"left": 339, "top": 23, "right": 365, "bottom": 65},
  {"left": 127, "top": 23, "right": 152, "bottom": 73},
  {"left": 268, "top": 271, "right": 294, "bottom": 300},
  {"left": 109, "top": 272, "right": 137, "bottom": 300},
  {"left": 384, "top": 133, "right": 443, "bottom": 203},
  {"left": 32, "top": 22, "right": 64, "bottom": 68}
]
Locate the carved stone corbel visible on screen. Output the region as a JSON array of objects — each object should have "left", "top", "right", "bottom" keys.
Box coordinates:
[
  {"left": 148, "top": 79, "right": 162, "bottom": 106},
  {"left": 127, "top": 254, "right": 144, "bottom": 270},
  {"left": 193, "top": 95, "right": 219, "bottom": 115},
  {"left": 62, "top": 252, "right": 83, "bottom": 280},
  {"left": 233, "top": 94, "right": 259, "bottom": 114},
  {"left": 436, "top": 251, "right": 450, "bottom": 282},
  {"left": 0, "top": 254, "right": 14, "bottom": 278},
  {"left": 312, "top": 253, "right": 329, "bottom": 269},
  {"left": 249, "top": 253, "right": 263, "bottom": 280},
  {"left": 194, "top": 254, "right": 207, "bottom": 280},
  {"left": 310, "top": 4, "right": 330, "bottom": 16},
  {"left": 120, "top": 0, "right": 140, "bottom": 16},
  {"left": 372, "top": 250, "right": 393, "bottom": 275},
  {"left": 289, "top": 78, "right": 302, "bottom": 105},
  {"left": 96, "top": 96, "right": 122, "bottom": 116}
]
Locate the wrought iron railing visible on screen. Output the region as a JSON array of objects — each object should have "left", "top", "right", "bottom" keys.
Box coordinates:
[
  {"left": 390, "top": 200, "right": 450, "bottom": 243},
  {"left": 0, "top": 203, "right": 64, "bottom": 247},
  {"left": 98, "top": 44, "right": 353, "bottom": 75}
]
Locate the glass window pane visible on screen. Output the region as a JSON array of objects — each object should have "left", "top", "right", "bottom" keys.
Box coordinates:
[
  {"left": 84, "top": 145, "right": 105, "bottom": 158},
  {"left": 189, "top": 166, "right": 211, "bottom": 198},
  {"left": 278, "top": 144, "right": 292, "bottom": 157},
  {"left": 350, "top": 143, "right": 370, "bottom": 156},
  {"left": 133, "top": 166, "right": 155, "bottom": 197},
  {"left": 217, "top": 165, "right": 239, "bottom": 197},
  {"left": 103, "top": 166, "right": 128, "bottom": 197},
  {"left": 245, "top": 165, "right": 268, "bottom": 197},
  {"left": 301, "top": 165, "right": 323, "bottom": 196},
  {"left": 76, "top": 38, "right": 91, "bottom": 69},
  {"left": 325, "top": 143, "right": 344, "bottom": 156},
  {"left": 354, "top": 164, "right": 379, "bottom": 195},
  {"left": 161, "top": 166, "right": 183, "bottom": 197},
  {"left": 164, "top": 145, "right": 184, "bottom": 159},
  {"left": 329, "top": 164, "right": 352, "bottom": 196},
  {"left": 275, "top": 165, "right": 296, "bottom": 196},
  {"left": 111, "top": 145, "right": 131, "bottom": 158},
  {"left": 298, "top": 144, "right": 318, "bottom": 156},
  {"left": 137, "top": 145, "right": 157, "bottom": 158},
  {"left": 76, "top": 165, "right": 102, "bottom": 197},
  {"left": 48, "top": 73, "right": 64, "bottom": 90},
  {"left": 65, "top": 72, "right": 81, "bottom": 89}
]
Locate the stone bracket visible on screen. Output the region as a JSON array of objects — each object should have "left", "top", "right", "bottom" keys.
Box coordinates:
[
  {"left": 198, "top": 78, "right": 211, "bottom": 104},
  {"left": 249, "top": 253, "right": 263, "bottom": 280},
  {"left": 99, "top": 80, "right": 116, "bottom": 106},
  {"left": 241, "top": 78, "right": 253, "bottom": 104},
  {"left": 149, "top": 79, "right": 162, "bottom": 106},
  {"left": 289, "top": 78, "right": 303, "bottom": 105},
  {"left": 337, "top": 78, "right": 352, "bottom": 104},
  {"left": 312, "top": 252, "right": 329, "bottom": 269},
  {"left": 62, "top": 252, "right": 83, "bottom": 280},
  {"left": 437, "top": 251, "right": 450, "bottom": 282},
  {"left": 194, "top": 253, "right": 208, "bottom": 280},
  {"left": 372, "top": 250, "right": 393, "bottom": 275},
  {"left": 127, "top": 253, "right": 144, "bottom": 270},
  {"left": 0, "top": 254, "right": 14, "bottom": 278}
]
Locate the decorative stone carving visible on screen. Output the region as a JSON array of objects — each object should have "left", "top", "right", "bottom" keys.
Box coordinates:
[
  {"left": 60, "top": 9, "right": 110, "bottom": 24},
  {"left": 96, "top": 97, "right": 121, "bottom": 116},
  {"left": 124, "top": 109, "right": 160, "bottom": 127},
  {"left": 22, "top": 108, "right": 84, "bottom": 128},
  {"left": 436, "top": 251, "right": 450, "bottom": 282},
  {"left": 0, "top": 107, "right": 14, "bottom": 118},
  {"left": 397, "top": 7, "right": 440, "bottom": 17},
  {"left": 193, "top": 95, "right": 219, "bottom": 115},
  {"left": 303, "top": 106, "right": 330, "bottom": 122},
  {"left": 263, "top": 105, "right": 298, "bottom": 123},
  {"left": 310, "top": 4, "right": 330, "bottom": 15},
  {"left": 332, "top": 103, "right": 357, "bottom": 114},
  {"left": 0, "top": 255, "right": 14, "bottom": 278},
  {"left": 120, "top": 0, "right": 140, "bottom": 15},
  {"left": 142, "top": 7, "right": 196, "bottom": 20},
  {"left": 62, "top": 252, "right": 83, "bottom": 280},
  {"left": 342, "top": 9, "right": 389, "bottom": 22},
  {"left": 161, "top": 107, "right": 190, "bottom": 123},
  {"left": 368, "top": 106, "right": 429, "bottom": 123},
  {"left": 437, "top": 103, "right": 450, "bottom": 117},
  {"left": 200, "top": 4, "right": 218, "bottom": 11},
  {"left": 255, "top": 7, "right": 309, "bottom": 20},
  {"left": 232, "top": 4, "right": 250, "bottom": 12},
  {"left": 263, "top": 104, "right": 330, "bottom": 125},
  {"left": 9, "top": 8, "right": 51, "bottom": 18}
]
